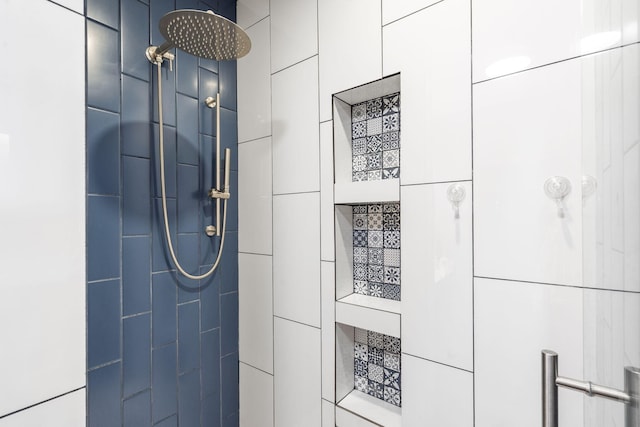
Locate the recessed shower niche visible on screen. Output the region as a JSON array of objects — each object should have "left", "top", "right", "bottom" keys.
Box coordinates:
[{"left": 333, "top": 74, "right": 403, "bottom": 427}]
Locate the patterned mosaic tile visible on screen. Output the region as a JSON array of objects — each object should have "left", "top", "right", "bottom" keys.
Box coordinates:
[
  {"left": 353, "top": 203, "right": 401, "bottom": 301},
  {"left": 351, "top": 93, "right": 400, "bottom": 182},
  {"left": 354, "top": 328, "right": 401, "bottom": 407}
]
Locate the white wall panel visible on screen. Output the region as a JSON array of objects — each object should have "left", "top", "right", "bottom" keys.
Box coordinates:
[
  {"left": 474, "top": 278, "right": 584, "bottom": 427},
  {"left": 239, "top": 254, "right": 273, "bottom": 373},
  {"left": 274, "top": 317, "right": 321, "bottom": 427},
  {"left": 0, "top": 389, "right": 85, "bottom": 427},
  {"left": 273, "top": 192, "right": 321, "bottom": 327},
  {"left": 0, "top": 0, "right": 85, "bottom": 416},
  {"left": 402, "top": 354, "right": 473, "bottom": 426},
  {"left": 320, "top": 121, "right": 334, "bottom": 261},
  {"left": 474, "top": 57, "right": 583, "bottom": 287},
  {"left": 401, "top": 182, "right": 473, "bottom": 370},
  {"left": 321, "top": 261, "right": 335, "bottom": 401},
  {"left": 237, "top": 0, "right": 269, "bottom": 29},
  {"left": 382, "top": 0, "right": 440, "bottom": 24},
  {"left": 383, "top": 0, "right": 471, "bottom": 185},
  {"left": 270, "top": 0, "right": 317, "bottom": 72},
  {"left": 318, "top": 0, "right": 382, "bottom": 122},
  {"left": 271, "top": 57, "right": 320, "bottom": 194},
  {"left": 238, "top": 18, "right": 271, "bottom": 143},
  {"left": 238, "top": 137, "right": 272, "bottom": 255},
  {"left": 240, "top": 362, "right": 274, "bottom": 427}
]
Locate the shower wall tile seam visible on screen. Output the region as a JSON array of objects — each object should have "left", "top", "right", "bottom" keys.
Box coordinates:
[
  {"left": 473, "top": 275, "right": 640, "bottom": 294},
  {"left": 273, "top": 315, "right": 322, "bottom": 331},
  {"left": 86, "top": 359, "right": 122, "bottom": 372},
  {"left": 270, "top": 54, "right": 319, "bottom": 77},
  {"left": 401, "top": 351, "right": 474, "bottom": 374}
]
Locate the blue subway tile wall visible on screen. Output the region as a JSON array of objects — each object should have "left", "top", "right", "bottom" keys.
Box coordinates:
[{"left": 86, "top": 0, "right": 239, "bottom": 424}]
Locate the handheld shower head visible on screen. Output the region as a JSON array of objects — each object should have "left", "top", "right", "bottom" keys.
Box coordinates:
[{"left": 147, "top": 9, "right": 251, "bottom": 63}]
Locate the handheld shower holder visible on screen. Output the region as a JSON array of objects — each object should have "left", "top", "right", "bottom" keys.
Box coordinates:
[
  {"left": 145, "top": 46, "right": 175, "bottom": 69},
  {"left": 209, "top": 188, "right": 230, "bottom": 200}
]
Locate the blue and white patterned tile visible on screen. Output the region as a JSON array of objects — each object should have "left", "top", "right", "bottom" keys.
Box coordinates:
[
  {"left": 366, "top": 98, "right": 382, "bottom": 119},
  {"left": 383, "top": 93, "right": 400, "bottom": 115},
  {"left": 369, "top": 283, "right": 383, "bottom": 298},
  {"left": 354, "top": 280, "right": 368, "bottom": 295},
  {"left": 368, "top": 231, "right": 384, "bottom": 248},
  {"left": 368, "top": 346, "right": 384, "bottom": 365},
  {"left": 384, "top": 352, "right": 400, "bottom": 371},
  {"left": 368, "top": 363, "right": 384, "bottom": 383},
  {"left": 382, "top": 113, "right": 399, "bottom": 132},
  {"left": 352, "top": 102, "right": 367, "bottom": 123},
  {"left": 352, "top": 137, "right": 367, "bottom": 155},
  {"left": 382, "top": 167, "right": 400, "bottom": 180},
  {"left": 384, "top": 336, "right": 401, "bottom": 354},
  {"left": 368, "top": 204, "right": 383, "bottom": 213},
  {"left": 365, "top": 152, "right": 382, "bottom": 171},
  {"left": 383, "top": 150, "right": 400, "bottom": 168},
  {"left": 384, "top": 386, "right": 401, "bottom": 407},
  {"left": 368, "top": 331, "right": 384, "bottom": 348},
  {"left": 353, "top": 171, "right": 367, "bottom": 182},
  {"left": 366, "top": 135, "right": 382, "bottom": 153},
  {"left": 368, "top": 265, "right": 384, "bottom": 282},
  {"left": 368, "top": 381, "right": 384, "bottom": 399},
  {"left": 368, "top": 212, "right": 383, "bottom": 230},
  {"left": 384, "top": 368, "right": 401, "bottom": 390},
  {"left": 355, "top": 376, "right": 368, "bottom": 392},
  {"left": 354, "top": 247, "right": 368, "bottom": 263},
  {"left": 368, "top": 248, "right": 383, "bottom": 266},
  {"left": 353, "top": 155, "right": 367, "bottom": 172},
  {"left": 381, "top": 131, "right": 400, "bottom": 150},
  {"left": 352, "top": 121, "right": 366, "bottom": 138},
  {"left": 382, "top": 284, "right": 401, "bottom": 301},
  {"left": 368, "top": 170, "right": 382, "bottom": 181},
  {"left": 354, "top": 264, "right": 368, "bottom": 281},
  {"left": 353, "top": 214, "right": 367, "bottom": 231},
  {"left": 353, "top": 230, "right": 368, "bottom": 247},
  {"left": 384, "top": 249, "right": 401, "bottom": 268},
  {"left": 354, "top": 328, "right": 368, "bottom": 344},
  {"left": 353, "top": 205, "right": 367, "bottom": 214},
  {"left": 384, "top": 266, "right": 400, "bottom": 285},
  {"left": 367, "top": 117, "right": 382, "bottom": 136},
  {"left": 355, "top": 342, "right": 368, "bottom": 361},
  {"left": 383, "top": 230, "right": 400, "bottom": 249},
  {"left": 355, "top": 359, "right": 367, "bottom": 376}
]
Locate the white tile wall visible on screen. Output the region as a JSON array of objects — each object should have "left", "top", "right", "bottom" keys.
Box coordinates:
[
  {"left": 474, "top": 57, "right": 583, "bottom": 287},
  {"left": 474, "top": 278, "right": 584, "bottom": 427},
  {"left": 273, "top": 192, "right": 321, "bottom": 327},
  {"left": 320, "top": 121, "right": 335, "bottom": 262},
  {"left": 322, "top": 400, "right": 335, "bottom": 427},
  {"left": 383, "top": 0, "right": 472, "bottom": 185},
  {"left": 402, "top": 354, "right": 473, "bottom": 426},
  {"left": 318, "top": 0, "right": 382, "bottom": 122},
  {"left": 0, "top": 0, "right": 85, "bottom": 417},
  {"left": 238, "top": 18, "right": 271, "bottom": 143},
  {"left": 239, "top": 254, "right": 273, "bottom": 373},
  {"left": 49, "top": 0, "right": 83, "bottom": 14},
  {"left": 401, "top": 182, "right": 473, "bottom": 370},
  {"left": 0, "top": 389, "right": 85, "bottom": 427},
  {"left": 382, "top": 0, "right": 441, "bottom": 25},
  {"left": 472, "top": 0, "right": 639, "bottom": 82},
  {"left": 270, "top": 0, "right": 317, "bottom": 72},
  {"left": 321, "top": 261, "right": 335, "bottom": 402},
  {"left": 274, "top": 317, "right": 321, "bottom": 427},
  {"left": 271, "top": 56, "right": 320, "bottom": 195},
  {"left": 238, "top": 137, "right": 272, "bottom": 255},
  {"left": 237, "top": 0, "right": 269, "bottom": 29},
  {"left": 240, "top": 362, "right": 274, "bottom": 427}
]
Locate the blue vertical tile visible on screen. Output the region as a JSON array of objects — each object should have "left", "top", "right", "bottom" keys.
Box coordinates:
[
  {"left": 88, "top": 195, "right": 120, "bottom": 281},
  {"left": 152, "top": 62, "right": 177, "bottom": 127},
  {"left": 178, "top": 370, "right": 201, "bottom": 427},
  {"left": 122, "top": 76, "right": 151, "bottom": 158},
  {"left": 219, "top": 60, "right": 237, "bottom": 111},
  {"left": 153, "top": 197, "right": 177, "bottom": 272},
  {"left": 178, "top": 275, "right": 201, "bottom": 305},
  {"left": 152, "top": 272, "right": 177, "bottom": 347},
  {"left": 199, "top": 68, "right": 219, "bottom": 137},
  {"left": 199, "top": 57, "right": 219, "bottom": 74},
  {"left": 200, "top": 134, "right": 214, "bottom": 195},
  {"left": 151, "top": 0, "right": 176, "bottom": 47},
  {"left": 88, "top": 362, "right": 121, "bottom": 427},
  {"left": 87, "top": 108, "right": 120, "bottom": 196},
  {"left": 88, "top": 279, "right": 121, "bottom": 368},
  {"left": 220, "top": 292, "right": 238, "bottom": 356},
  {"left": 152, "top": 343, "right": 178, "bottom": 422},
  {"left": 221, "top": 352, "right": 239, "bottom": 420},
  {"left": 198, "top": 0, "right": 217, "bottom": 12},
  {"left": 124, "top": 390, "right": 151, "bottom": 427},
  {"left": 155, "top": 415, "right": 177, "bottom": 427},
  {"left": 223, "top": 411, "right": 239, "bottom": 427},
  {"left": 200, "top": 269, "right": 220, "bottom": 331},
  {"left": 220, "top": 108, "right": 238, "bottom": 171},
  {"left": 123, "top": 314, "right": 151, "bottom": 397},
  {"left": 177, "top": 164, "right": 200, "bottom": 233},
  {"left": 176, "top": 94, "right": 200, "bottom": 165},
  {"left": 153, "top": 124, "right": 177, "bottom": 199},
  {"left": 200, "top": 328, "right": 220, "bottom": 398},
  {"left": 219, "top": 0, "right": 236, "bottom": 21},
  {"left": 176, "top": 50, "right": 198, "bottom": 98},
  {"left": 87, "top": 0, "right": 119, "bottom": 29},
  {"left": 177, "top": 233, "right": 200, "bottom": 280},
  {"left": 201, "top": 393, "right": 221, "bottom": 427},
  {"left": 200, "top": 231, "right": 220, "bottom": 267},
  {"left": 177, "top": 0, "right": 199, "bottom": 9},
  {"left": 123, "top": 236, "right": 151, "bottom": 316},
  {"left": 178, "top": 302, "right": 200, "bottom": 373},
  {"left": 220, "top": 232, "right": 237, "bottom": 293},
  {"left": 123, "top": 156, "right": 151, "bottom": 235},
  {"left": 122, "top": 0, "right": 150, "bottom": 81},
  {"left": 87, "top": 21, "right": 120, "bottom": 113}
]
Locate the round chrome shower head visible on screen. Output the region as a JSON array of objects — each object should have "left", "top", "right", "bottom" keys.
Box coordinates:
[{"left": 159, "top": 9, "right": 251, "bottom": 60}]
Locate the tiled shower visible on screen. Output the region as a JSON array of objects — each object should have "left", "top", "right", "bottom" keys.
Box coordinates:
[{"left": 2, "top": 0, "right": 640, "bottom": 427}]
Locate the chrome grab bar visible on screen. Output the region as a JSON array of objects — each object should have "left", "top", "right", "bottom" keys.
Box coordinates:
[{"left": 542, "top": 350, "right": 640, "bottom": 427}]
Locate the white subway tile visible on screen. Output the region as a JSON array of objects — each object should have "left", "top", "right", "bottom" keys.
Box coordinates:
[
  {"left": 320, "top": 121, "right": 335, "bottom": 261},
  {"left": 271, "top": 57, "right": 320, "bottom": 194},
  {"left": 382, "top": 0, "right": 440, "bottom": 24},
  {"left": 383, "top": 0, "right": 472, "bottom": 185},
  {"left": 270, "top": 0, "right": 317, "bottom": 72},
  {"left": 401, "top": 182, "right": 473, "bottom": 370},
  {"left": 238, "top": 137, "right": 273, "bottom": 255},
  {"left": 237, "top": 0, "right": 269, "bottom": 29},
  {"left": 240, "top": 362, "right": 274, "bottom": 427},
  {"left": 274, "top": 317, "right": 321, "bottom": 427},
  {"left": 474, "top": 278, "right": 584, "bottom": 427},
  {"left": 273, "top": 192, "right": 321, "bottom": 327},
  {"left": 321, "top": 262, "right": 336, "bottom": 402},
  {"left": 239, "top": 254, "right": 274, "bottom": 373},
  {"left": 0, "top": 389, "right": 85, "bottom": 427},
  {"left": 238, "top": 18, "right": 272, "bottom": 143}
]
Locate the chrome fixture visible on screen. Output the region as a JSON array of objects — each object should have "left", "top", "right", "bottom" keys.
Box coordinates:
[
  {"left": 542, "top": 350, "right": 640, "bottom": 427},
  {"left": 544, "top": 176, "right": 571, "bottom": 218},
  {"left": 146, "top": 9, "right": 251, "bottom": 279},
  {"left": 446, "top": 183, "right": 466, "bottom": 219}
]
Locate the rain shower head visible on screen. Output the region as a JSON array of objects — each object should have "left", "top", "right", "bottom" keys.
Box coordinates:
[{"left": 146, "top": 9, "right": 251, "bottom": 63}]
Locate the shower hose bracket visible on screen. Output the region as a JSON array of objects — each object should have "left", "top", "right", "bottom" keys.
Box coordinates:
[
  {"left": 209, "top": 188, "right": 230, "bottom": 200},
  {"left": 145, "top": 46, "right": 175, "bottom": 70}
]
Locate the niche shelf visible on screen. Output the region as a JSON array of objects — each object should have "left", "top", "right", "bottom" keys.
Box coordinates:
[{"left": 333, "top": 74, "right": 403, "bottom": 426}]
